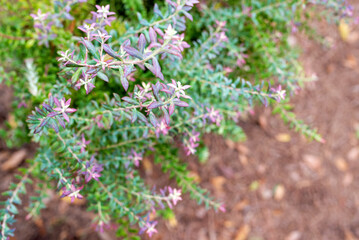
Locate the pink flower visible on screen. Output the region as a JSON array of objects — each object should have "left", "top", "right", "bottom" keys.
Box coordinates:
[
  {"left": 53, "top": 97, "right": 77, "bottom": 123},
  {"left": 206, "top": 107, "right": 222, "bottom": 126},
  {"left": 155, "top": 120, "right": 170, "bottom": 137},
  {"left": 146, "top": 222, "right": 158, "bottom": 237},
  {"left": 130, "top": 149, "right": 143, "bottom": 167},
  {"left": 78, "top": 134, "right": 91, "bottom": 153},
  {"left": 168, "top": 187, "right": 182, "bottom": 206},
  {"left": 61, "top": 184, "right": 84, "bottom": 203}
]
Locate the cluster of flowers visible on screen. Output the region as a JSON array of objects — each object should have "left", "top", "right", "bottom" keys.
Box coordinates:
[
  {"left": 31, "top": 0, "right": 87, "bottom": 47},
  {"left": 27, "top": 1, "right": 201, "bottom": 237}
]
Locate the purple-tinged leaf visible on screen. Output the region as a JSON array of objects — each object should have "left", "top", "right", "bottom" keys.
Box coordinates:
[
  {"left": 168, "top": 103, "right": 175, "bottom": 115},
  {"left": 82, "top": 38, "right": 99, "bottom": 59},
  {"left": 138, "top": 34, "right": 146, "bottom": 53},
  {"left": 165, "top": 49, "right": 182, "bottom": 59},
  {"left": 147, "top": 101, "right": 163, "bottom": 109},
  {"left": 182, "top": 10, "right": 193, "bottom": 21},
  {"left": 162, "top": 108, "right": 170, "bottom": 125},
  {"left": 123, "top": 46, "right": 143, "bottom": 60},
  {"left": 48, "top": 112, "right": 58, "bottom": 118},
  {"left": 50, "top": 122, "right": 59, "bottom": 133},
  {"left": 149, "top": 112, "right": 157, "bottom": 127},
  {"left": 42, "top": 103, "right": 52, "bottom": 112},
  {"left": 57, "top": 117, "right": 66, "bottom": 129},
  {"left": 124, "top": 64, "right": 134, "bottom": 77},
  {"left": 119, "top": 66, "right": 129, "bottom": 91},
  {"left": 122, "top": 97, "right": 138, "bottom": 105},
  {"left": 97, "top": 72, "right": 109, "bottom": 82},
  {"left": 121, "top": 75, "right": 129, "bottom": 91},
  {"left": 103, "top": 44, "right": 121, "bottom": 60},
  {"left": 153, "top": 4, "right": 164, "bottom": 18},
  {"left": 152, "top": 57, "right": 161, "bottom": 77},
  {"left": 154, "top": 27, "right": 164, "bottom": 37},
  {"left": 39, "top": 117, "right": 50, "bottom": 128},
  {"left": 122, "top": 39, "right": 131, "bottom": 47},
  {"left": 137, "top": 112, "right": 148, "bottom": 123},
  {"left": 149, "top": 27, "right": 157, "bottom": 43},
  {"left": 145, "top": 63, "right": 155, "bottom": 74},
  {"left": 152, "top": 83, "right": 160, "bottom": 101},
  {"left": 173, "top": 99, "right": 189, "bottom": 107},
  {"left": 49, "top": 95, "right": 54, "bottom": 106},
  {"left": 148, "top": 42, "right": 162, "bottom": 49},
  {"left": 36, "top": 107, "right": 45, "bottom": 116},
  {"left": 166, "top": 0, "right": 178, "bottom": 8},
  {"left": 131, "top": 109, "right": 138, "bottom": 123},
  {"left": 63, "top": 113, "right": 70, "bottom": 123},
  {"left": 34, "top": 126, "right": 43, "bottom": 134}
]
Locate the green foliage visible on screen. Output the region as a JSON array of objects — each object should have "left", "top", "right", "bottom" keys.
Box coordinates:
[{"left": 0, "top": 0, "right": 353, "bottom": 239}]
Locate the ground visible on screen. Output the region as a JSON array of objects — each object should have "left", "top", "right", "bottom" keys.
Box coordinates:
[{"left": 1, "top": 11, "right": 359, "bottom": 240}]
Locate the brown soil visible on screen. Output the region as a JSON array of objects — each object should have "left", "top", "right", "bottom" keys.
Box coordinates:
[{"left": 2, "top": 9, "right": 359, "bottom": 240}]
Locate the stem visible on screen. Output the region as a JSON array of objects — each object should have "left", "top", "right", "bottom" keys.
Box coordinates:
[
  {"left": 0, "top": 33, "right": 30, "bottom": 41},
  {"left": 93, "top": 136, "right": 149, "bottom": 151},
  {"left": 1, "top": 163, "right": 38, "bottom": 240}
]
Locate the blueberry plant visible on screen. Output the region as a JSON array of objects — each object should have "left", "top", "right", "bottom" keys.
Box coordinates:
[{"left": 0, "top": 0, "right": 355, "bottom": 239}]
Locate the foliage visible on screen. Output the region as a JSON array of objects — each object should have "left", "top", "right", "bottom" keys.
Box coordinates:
[{"left": 0, "top": 0, "right": 356, "bottom": 239}]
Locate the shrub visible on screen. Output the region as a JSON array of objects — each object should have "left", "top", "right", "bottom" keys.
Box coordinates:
[{"left": 0, "top": 0, "right": 355, "bottom": 238}]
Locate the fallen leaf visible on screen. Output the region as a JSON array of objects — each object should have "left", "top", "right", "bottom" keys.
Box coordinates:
[
  {"left": 343, "top": 55, "right": 357, "bottom": 69},
  {"left": 275, "top": 133, "right": 291, "bottom": 142},
  {"left": 235, "top": 224, "right": 250, "bottom": 240},
  {"left": 225, "top": 139, "right": 236, "bottom": 149},
  {"left": 1, "top": 149, "right": 27, "bottom": 171},
  {"left": 234, "top": 199, "right": 249, "bottom": 211},
  {"left": 142, "top": 157, "right": 153, "bottom": 175},
  {"left": 343, "top": 173, "right": 354, "bottom": 186},
  {"left": 211, "top": 176, "right": 226, "bottom": 192},
  {"left": 303, "top": 154, "right": 321, "bottom": 171},
  {"left": 250, "top": 181, "right": 260, "bottom": 191},
  {"left": 347, "top": 147, "right": 359, "bottom": 161},
  {"left": 0, "top": 151, "right": 10, "bottom": 163},
  {"left": 335, "top": 158, "right": 348, "bottom": 172},
  {"left": 33, "top": 218, "right": 46, "bottom": 236},
  {"left": 235, "top": 144, "right": 249, "bottom": 155},
  {"left": 189, "top": 171, "right": 201, "bottom": 183},
  {"left": 8, "top": 114, "right": 17, "bottom": 129},
  {"left": 339, "top": 20, "right": 350, "bottom": 41},
  {"left": 345, "top": 229, "right": 358, "bottom": 240},
  {"left": 347, "top": 31, "right": 359, "bottom": 44},
  {"left": 274, "top": 184, "right": 286, "bottom": 201},
  {"left": 259, "top": 114, "right": 268, "bottom": 130},
  {"left": 326, "top": 63, "right": 335, "bottom": 73},
  {"left": 167, "top": 215, "right": 178, "bottom": 228},
  {"left": 285, "top": 231, "right": 302, "bottom": 240},
  {"left": 261, "top": 187, "right": 272, "bottom": 200},
  {"left": 239, "top": 155, "right": 248, "bottom": 166},
  {"left": 224, "top": 220, "right": 234, "bottom": 228}
]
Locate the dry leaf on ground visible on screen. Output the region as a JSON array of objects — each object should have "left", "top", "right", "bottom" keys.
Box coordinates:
[
  {"left": 274, "top": 184, "right": 286, "bottom": 201},
  {"left": 303, "top": 154, "right": 322, "bottom": 171},
  {"left": 275, "top": 133, "right": 291, "bottom": 142},
  {"left": 285, "top": 231, "right": 302, "bottom": 240},
  {"left": 335, "top": 158, "right": 348, "bottom": 172},
  {"left": 235, "top": 224, "right": 250, "bottom": 240},
  {"left": 339, "top": 20, "right": 350, "bottom": 41},
  {"left": 210, "top": 176, "right": 226, "bottom": 192},
  {"left": 1, "top": 149, "right": 27, "bottom": 171},
  {"left": 343, "top": 55, "right": 357, "bottom": 69}
]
